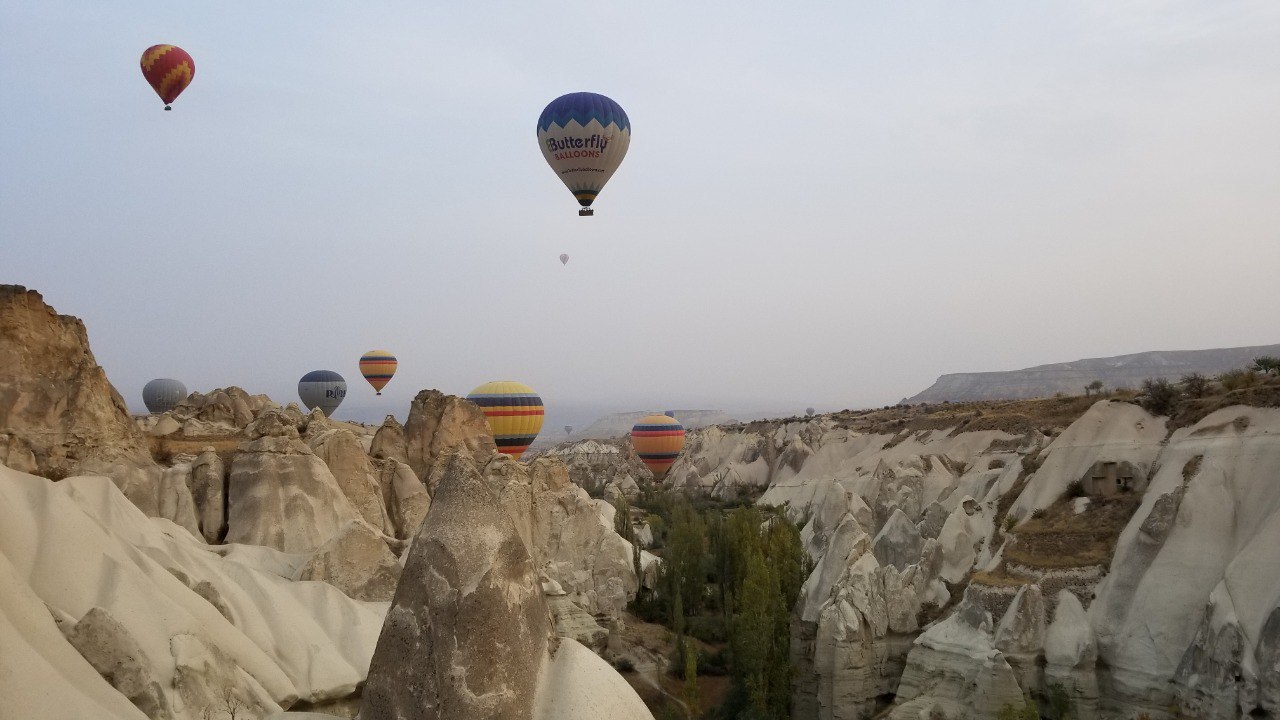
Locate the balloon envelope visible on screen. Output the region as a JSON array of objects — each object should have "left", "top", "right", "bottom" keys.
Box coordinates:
[
  {"left": 806, "top": 407, "right": 815, "bottom": 416},
  {"left": 140, "top": 44, "right": 194, "bottom": 108},
  {"left": 537, "top": 92, "right": 630, "bottom": 213},
  {"left": 142, "top": 378, "right": 187, "bottom": 414},
  {"left": 560, "top": 253, "right": 569, "bottom": 265},
  {"left": 467, "top": 381, "right": 544, "bottom": 459},
  {"left": 359, "top": 350, "right": 398, "bottom": 395},
  {"left": 298, "top": 370, "right": 346, "bottom": 417},
  {"left": 564, "top": 425, "right": 573, "bottom": 435},
  {"left": 632, "top": 414, "right": 686, "bottom": 479}
]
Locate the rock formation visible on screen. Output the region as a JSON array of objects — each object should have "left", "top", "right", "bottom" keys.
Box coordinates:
[
  {"left": 362, "top": 451, "right": 652, "bottom": 720},
  {"left": 402, "top": 388, "right": 497, "bottom": 485},
  {"left": 225, "top": 409, "right": 365, "bottom": 554}
]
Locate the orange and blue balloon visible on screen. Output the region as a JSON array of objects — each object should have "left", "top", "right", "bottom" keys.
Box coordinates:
[
  {"left": 359, "top": 350, "right": 398, "bottom": 395},
  {"left": 467, "top": 381, "right": 544, "bottom": 459},
  {"left": 140, "top": 45, "right": 194, "bottom": 110},
  {"left": 631, "top": 414, "right": 686, "bottom": 479}
]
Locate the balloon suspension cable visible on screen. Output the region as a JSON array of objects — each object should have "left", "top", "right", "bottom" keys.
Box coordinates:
[
  {"left": 164, "top": 105, "right": 172, "bottom": 111},
  {"left": 578, "top": 208, "right": 594, "bottom": 217}
]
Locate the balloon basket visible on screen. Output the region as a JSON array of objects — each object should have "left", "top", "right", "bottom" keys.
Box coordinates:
[
  {"left": 376, "top": 392, "right": 382, "bottom": 396},
  {"left": 578, "top": 208, "right": 594, "bottom": 217},
  {"left": 164, "top": 105, "right": 172, "bottom": 111}
]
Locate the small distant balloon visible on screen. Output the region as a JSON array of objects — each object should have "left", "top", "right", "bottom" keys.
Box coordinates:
[
  {"left": 664, "top": 410, "right": 676, "bottom": 418},
  {"left": 806, "top": 407, "right": 815, "bottom": 416},
  {"left": 560, "top": 253, "right": 570, "bottom": 266},
  {"left": 298, "top": 370, "right": 346, "bottom": 417},
  {"left": 564, "top": 425, "right": 573, "bottom": 435},
  {"left": 142, "top": 378, "right": 187, "bottom": 414},
  {"left": 537, "top": 92, "right": 630, "bottom": 216},
  {"left": 632, "top": 414, "right": 686, "bottom": 479},
  {"left": 359, "top": 350, "right": 398, "bottom": 395},
  {"left": 140, "top": 44, "right": 194, "bottom": 110},
  {"left": 467, "top": 381, "right": 544, "bottom": 459}
]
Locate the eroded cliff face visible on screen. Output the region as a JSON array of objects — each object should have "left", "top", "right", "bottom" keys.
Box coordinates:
[{"left": 671, "top": 399, "right": 1280, "bottom": 720}]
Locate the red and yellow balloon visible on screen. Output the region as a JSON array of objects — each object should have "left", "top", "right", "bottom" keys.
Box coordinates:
[
  {"left": 631, "top": 414, "right": 686, "bottom": 479},
  {"left": 140, "top": 44, "right": 194, "bottom": 110},
  {"left": 359, "top": 350, "right": 398, "bottom": 395}
]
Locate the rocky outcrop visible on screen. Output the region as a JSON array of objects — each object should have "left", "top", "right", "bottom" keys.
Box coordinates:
[
  {"left": 361, "top": 451, "right": 652, "bottom": 720},
  {"left": 189, "top": 448, "right": 226, "bottom": 544},
  {"left": 225, "top": 410, "right": 365, "bottom": 554},
  {"left": 295, "top": 520, "right": 401, "bottom": 602},
  {"left": 485, "top": 455, "right": 639, "bottom": 617},
  {"left": 376, "top": 458, "right": 430, "bottom": 541},
  {"left": 306, "top": 424, "right": 394, "bottom": 536},
  {"left": 0, "top": 285, "right": 146, "bottom": 479},
  {"left": 169, "top": 387, "right": 275, "bottom": 434},
  {"left": 369, "top": 415, "right": 408, "bottom": 464},
  {"left": 0, "top": 465, "right": 385, "bottom": 719},
  {"left": 541, "top": 439, "right": 651, "bottom": 496},
  {"left": 402, "top": 389, "right": 496, "bottom": 485},
  {"left": 361, "top": 451, "right": 552, "bottom": 719}
]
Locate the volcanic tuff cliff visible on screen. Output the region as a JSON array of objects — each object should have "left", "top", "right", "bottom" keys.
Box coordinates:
[
  {"left": 905, "top": 343, "right": 1280, "bottom": 404},
  {"left": 0, "top": 286, "right": 649, "bottom": 720},
  {"left": 661, "top": 395, "right": 1280, "bottom": 719}
]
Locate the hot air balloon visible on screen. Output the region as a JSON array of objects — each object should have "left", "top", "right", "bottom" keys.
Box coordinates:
[
  {"left": 467, "top": 381, "right": 544, "bottom": 459},
  {"left": 564, "top": 425, "right": 573, "bottom": 435},
  {"left": 140, "top": 45, "right": 195, "bottom": 110},
  {"left": 806, "top": 407, "right": 816, "bottom": 417},
  {"left": 560, "top": 253, "right": 569, "bottom": 266},
  {"left": 298, "top": 370, "right": 346, "bottom": 417},
  {"left": 359, "top": 350, "right": 398, "bottom": 395},
  {"left": 537, "top": 92, "right": 630, "bottom": 216},
  {"left": 664, "top": 410, "right": 676, "bottom": 418},
  {"left": 142, "top": 378, "right": 187, "bottom": 414},
  {"left": 632, "top": 414, "right": 685, "bottom": 479}
]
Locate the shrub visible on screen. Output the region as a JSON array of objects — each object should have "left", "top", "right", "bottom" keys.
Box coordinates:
[
  {"left": 1002, "top": 515, "right": 1018, "bottom": 533},
  {"left": 1252, "top": 355, "right": 1280, "bottom": 375},
  {"left": 997, "top": 699, "right": 1039, "bottom": 720},
  {"left": 1066, "top": 479, "right": 1086, "bottom": 498},
  {"left": 1180, "top": 372, "right": 1210, "bottom": 399},
  {"left": 687, "top": 615, "right": 728, "bottom": 644},
  {"left": 1138, "top": 378, "right": 1181, "bottom": 415},
  {"left": 1031, "top": 508, "right": 1047, "bottom": 520},
  {"left": 1219, "top": 368, "right": 1261, "bottom": 391},
  {"left": 988, "top": 458, "right": 1006, "bottom": 469},
  {"left": 613, "top": 657, "right": 636, "bottom": 673}
]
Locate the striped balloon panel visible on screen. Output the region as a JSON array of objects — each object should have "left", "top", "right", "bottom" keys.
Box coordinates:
[
  {"left": 467, "top": 381, "right": 544, "bottom": 459},
  {"left": 537, "top": 92, "right": 630, "bottom": 208},
  {"left": 140, "top": 45, "right": 194, "bottom": 105},
  {"left": 631, "top": 414, "right": 686, "bottom": 478},
  {"left": 359, "top": 350, "right": 398, "bottom": 393}
]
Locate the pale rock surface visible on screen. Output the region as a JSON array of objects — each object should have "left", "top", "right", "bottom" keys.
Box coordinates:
[
  {"left": 369, "top": 414, "right": 408, "bottom": 464},
  {"left": 486, "top": 455, "right": 639, "bottom": 617},
  {"left": 306, "top": 424, "right": 394, "bottom": 536},
  {"left": 375, "top": 458, "right": 430, "bottom": 540},
  {"left": 872, "top": 508, "right": 924, "bottom": 571},
  {"left": 1088, "top": 406, "right": 1280, "bottom": 718},
  {"left": 170, "top": 386, "right": 276, "bottom": 433},
  {"left": 402, "top": 388, "right": 497, "bottom": 486},
  {"left": 360, "top": 452, "right": 551, "bottom": 719},
  {"left": 0, "top": 285, "right": 147, "bottom": 479},
  {"left": 189, "top": 448, "right": 226, "bottom": 544},
  {"left": 665, "top": 425, "right": 773, "bottom": 497},
  {"left": 361, "top": 451, "right": 651, "bottom": 720},
  {"left": 891, "top": 590, "right": 1025, "bottom": 719},
  {"left": 0, "top": 465, "right": 386, "bottom": 718},
  {"left": 1009, "top": 400, "right": 1166, "bottom": 516},
  {"left": 935, "top": 497, "right": 991, "bottom": 584},
  {"left": 295, "top": 520, "right": 402, "bottom": 602},
  {"left": 543, "top": 438, "right": 651, "bottom": 496},
  {"left": 225, "top": 409, "right": 365, "bottom": 554},
  {"left": 532, "top": 638, "right": 654, "bottom": 720}
]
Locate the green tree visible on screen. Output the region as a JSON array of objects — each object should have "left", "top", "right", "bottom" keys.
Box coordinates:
[
  {"left": 1180, "top": 372, "right": 1210, "bottom": 398},
  {"left": 1252, "top": 355, "right": 1280, "bottom": 375},
  {"left": 682, "top": 643, "right": 700, "bottom": 717}
]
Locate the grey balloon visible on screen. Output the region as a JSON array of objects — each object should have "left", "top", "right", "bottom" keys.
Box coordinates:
[
  {"left": 564, "top": 425, "right": 573, "bottom": 435},
  {"left": 142, "top": 378, "right": 187, "bottom": 414},
  {"left": 806, "top": 407, "right": 815, "bottom": 416},
  {"left": 298, "top": 370, "right": 347, "bottom": 418}
]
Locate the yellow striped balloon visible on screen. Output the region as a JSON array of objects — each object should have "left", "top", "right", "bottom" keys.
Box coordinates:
[
  {"left": 359, "top": 350, "right": 397, "bottom": 395},
  {"left": 467, "top": 380, "right": 544, "bottom": 459},
  {"left": 631, "top": 414, "right": 686, "bottom": 479}
]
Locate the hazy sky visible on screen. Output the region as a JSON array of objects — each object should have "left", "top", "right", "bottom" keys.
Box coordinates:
[{"left": 3, "top": 1, "right": 1278, "bottom": 428}]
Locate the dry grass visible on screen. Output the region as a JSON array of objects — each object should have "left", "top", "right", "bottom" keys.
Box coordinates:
[
  {"left": 1168, "top": 376, "right": 1280, "bottom": 429},
  {"left": 1002, "top": 494, "right": 1144, "bottom": 570}
]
